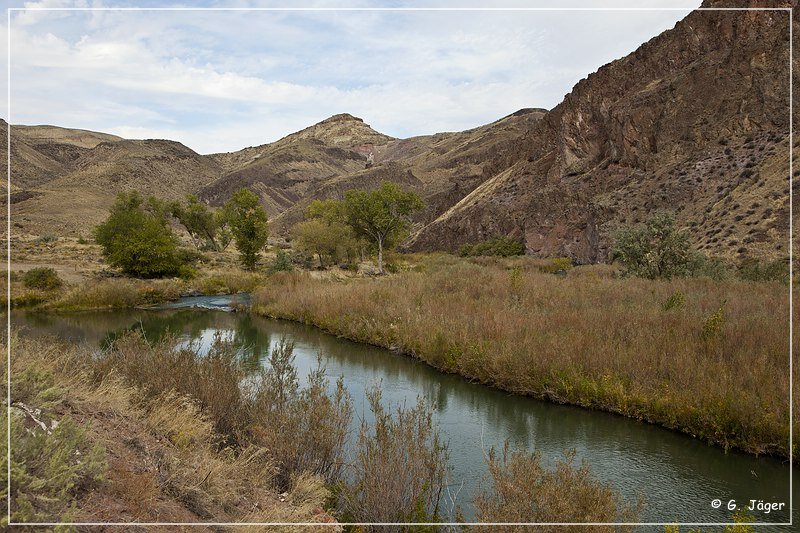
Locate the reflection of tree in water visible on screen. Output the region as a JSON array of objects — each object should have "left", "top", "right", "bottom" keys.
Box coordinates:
[
  {"left": 94, "top": 310, "right": 274, "bottom": 375},
  {"left": 231, "top": 314, "right": 272, "bottom": 373},
  {"left": 100, "top": 309, "right": 220, "bottom": 351}
]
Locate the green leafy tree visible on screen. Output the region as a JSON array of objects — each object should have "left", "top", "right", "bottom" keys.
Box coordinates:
[
  {"left": 172, "top": 194, "right": 225, "bottom": 251},
  {"left": 340, "top": 182, "right": 424, "bottom": 274},
  {"left": 611, "top": 212, "right": 693, "bottom": 279},
  {"left": 94, "top": 191, "right": 186, "bottom": 278},
  {"left": 223, "top": 188, "right": 269, "bottom": 270},
  {"left": 292, "top": 218, "right": 358, "bottom": 268}
]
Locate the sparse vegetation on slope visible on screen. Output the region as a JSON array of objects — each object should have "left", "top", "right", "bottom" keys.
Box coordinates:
[{"left": 252, "top": 255, "right": 793, "bottom": 457}]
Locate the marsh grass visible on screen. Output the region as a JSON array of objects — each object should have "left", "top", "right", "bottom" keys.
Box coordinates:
[
  {"left": 53, "top": 277, "right": 186, "bottom": 310},
  {"left": 252, "top": 257, "right": 793, "bottom": 456}
]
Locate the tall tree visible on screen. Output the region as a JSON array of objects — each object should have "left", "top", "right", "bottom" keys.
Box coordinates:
[
  {"left": 172, "top": 194, "right": 224, "bottom": 251},
  {"left": 223, "top": 188, "right": 269, "bottom": 270},
  {"left": 340, "top": 182, "right": 423, "bottom": 274}
]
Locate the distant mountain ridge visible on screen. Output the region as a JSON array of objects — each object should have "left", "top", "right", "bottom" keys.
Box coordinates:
[{"left": 3, "top": 0, "right": 792, "bottom": 263}]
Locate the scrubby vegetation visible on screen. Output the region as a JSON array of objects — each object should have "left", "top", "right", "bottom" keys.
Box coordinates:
[
  {"left": 459, "top": 236, "right": 525, "bottom": 258},
  {"left": 338, "top": 386, "right": 449, "bottom": 524},
  {"left": 3, "top": 333, "right": 336, "bottom": 525},
  {"left": 4, "top": 330, "right": 637, "bottom": 526},
  {"left": 292, "top": 218, "right": 359, "bottom": 268},
  {"left": 94, "top": 191, "right": 192, "bottom": 278},
  {"left": 474, "top": 444, "right": 640, "bottom": 530},
  {"left": 252, "top": 255, "right": 793, "bottom": 457},
  {"left": 612, "top": 212, "right": 694, "bottom": 279},
  {"left": 612, "top": 213, "right": 788, "bottom": 283},
  {"left": 22, "top": 267, "right": 63, "bottom": 291}
]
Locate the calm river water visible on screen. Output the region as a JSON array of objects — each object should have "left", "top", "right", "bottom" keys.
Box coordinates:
[{"left": 11, "top": 296, "right": 797, "bottom": 525}]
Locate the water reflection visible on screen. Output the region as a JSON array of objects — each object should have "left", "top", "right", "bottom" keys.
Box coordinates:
[{"left": 11, "top": 308, "right": 797, "bottom": 524}]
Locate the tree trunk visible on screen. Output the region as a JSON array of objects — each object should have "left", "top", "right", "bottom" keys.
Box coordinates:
[{"left": 377, "top": 238, "right": 384, "bottom": 274}]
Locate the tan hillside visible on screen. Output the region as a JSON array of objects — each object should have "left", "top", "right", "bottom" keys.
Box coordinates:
[
  {"left": 15, "top": 124, "right": 123, "bottom": 149},
  {"left": 270, "top": 108, "right": 547, "bottom": 233},
  {"left": 405, "top": 0, "right": 793, "bottom": 263},
  {"left": 201, "top": 113, "right": 394, "bottom": 216},
  {"left": 11, "top": 137, "right": 222, "bottom": 236}
]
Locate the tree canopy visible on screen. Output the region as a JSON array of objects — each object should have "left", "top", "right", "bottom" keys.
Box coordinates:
[
  {"left": 611, "top": 212, "right": 693, "bottom": 279},
  {"left": 223, "top": 188, "right": 269, "bottom": 270},
  {"left": 337, "top": 182, "right": 424, "bottom": 274},
  {"left": 94, "top": 191, "right": 187, "bottom": 278}
]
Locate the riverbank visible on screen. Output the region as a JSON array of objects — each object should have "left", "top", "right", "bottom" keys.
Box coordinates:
[
  {"left": 251, "top": 254, "right": 794, "bottom": 458},
  {"left": 3, "top": 334, "right": 336, "bottom": 527}
]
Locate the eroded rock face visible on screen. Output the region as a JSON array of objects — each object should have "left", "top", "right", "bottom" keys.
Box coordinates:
[{"left": 406, "top": 0, "right": 794, "bottom": 262}]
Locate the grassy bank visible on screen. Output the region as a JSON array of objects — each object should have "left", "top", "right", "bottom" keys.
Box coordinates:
[
  {"left": 252, "top": 255, "right": 794, "bottom": 457},
  {"left": 1, "top": 269, "right": 266, "bottom": 311},
  {"left": 3, "top": 334, "right": 334, "bottom": 527}
]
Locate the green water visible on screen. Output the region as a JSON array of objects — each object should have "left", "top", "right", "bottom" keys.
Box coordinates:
[{"left": 11, "top": 299, "right": 796, "bottom": 525}]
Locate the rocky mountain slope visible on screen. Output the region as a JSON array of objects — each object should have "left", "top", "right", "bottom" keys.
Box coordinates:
[
  {"left": 267, "top": 107, "right": 547, "bottom": 233},
  {"left": 406, "top": 0, "right": 794, "bottom": 262},
  {"left": 200, "top": 113, "right": 393, "bottom": 217}
]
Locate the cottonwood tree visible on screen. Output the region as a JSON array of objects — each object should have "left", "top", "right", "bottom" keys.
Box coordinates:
[
  {"left": 340, "top": 182, "right": 423, "bottom": 274},
  {"left": 171, "top": 194, "right": 228, "bottom": 251},
  {"left": 223, "top": 188, "right": 269, "bottom": 270}
]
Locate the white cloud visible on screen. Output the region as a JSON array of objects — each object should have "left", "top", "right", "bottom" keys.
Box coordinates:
[{"left": 2, "top": 2, "right": 696, "bottom": 153}]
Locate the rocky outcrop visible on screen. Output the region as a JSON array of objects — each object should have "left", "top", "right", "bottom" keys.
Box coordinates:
[{"left": 405, "top": 0, "right": 793, "bottom": 262}]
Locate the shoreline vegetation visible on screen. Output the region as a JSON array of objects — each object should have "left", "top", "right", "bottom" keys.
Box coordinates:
[
  {"left": 3, "top": 332, "right": 642, "bottom": 528},
  {"left": 3, "top": 188, "right": 789, "bottom": 527},
  {"left": 249, "top": 254, "right": 793, "bottom": 459}
]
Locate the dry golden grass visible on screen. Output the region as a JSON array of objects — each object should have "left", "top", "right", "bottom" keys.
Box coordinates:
[
  {"left": 253, "top": 256, "right": 793, "bottom": 456},
  {"left": 5, "top": 334, "right": 330, "bottom": 525}
]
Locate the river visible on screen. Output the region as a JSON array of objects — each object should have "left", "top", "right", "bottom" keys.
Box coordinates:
[{"left": 11, "top": 296, "right": 797, "bottom": 525}]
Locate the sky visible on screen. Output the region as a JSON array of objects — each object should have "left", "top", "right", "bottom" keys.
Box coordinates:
[{"left": 0, "top": 1, "right": 698, "bottom": 154}]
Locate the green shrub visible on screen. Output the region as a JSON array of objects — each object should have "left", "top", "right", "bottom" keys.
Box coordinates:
[
  {"left": 738, "top": 259, "right": 789, "bottom": 283},
  {"left": 94, "top": 191, "right": 189, "bottom": 278},
  {"left": 35, "top": 234, "right": 57, "bottom": 245},
  {"left": 612, "top": 212, "right": 693, "bottom": 279},
  {"left": 459, "top": 236, "right": 525, "bottom": 257},
  {"left": 662, "top": 290, "right": 686, "bottom": 311},
  {"left": 539, "top": 257, "right": 573, "bottom": 274},
  {"left": 269, "top": 249, "right": 293, "bottom": 273},
  {"left": 22, "top": 267, "right": 62, "bottom": 291},
  {"left": 688, "top": 255, "right": 731, "bottom": 281},
  {"left": 9, "top": 361, "right": 106, "bottom": 523},
  {"left": 702, "top": 302, "right": 726, "bottom": 341}
]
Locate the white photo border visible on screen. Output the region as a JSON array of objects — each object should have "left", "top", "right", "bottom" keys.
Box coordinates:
[{"left": 4, "top": 4, "right": 794, "bottom": 528}]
